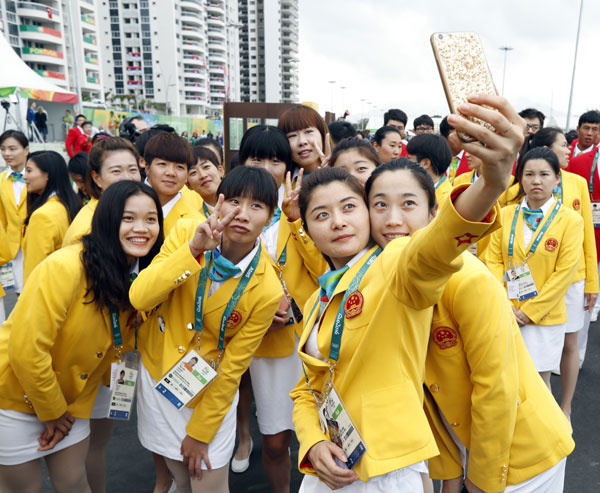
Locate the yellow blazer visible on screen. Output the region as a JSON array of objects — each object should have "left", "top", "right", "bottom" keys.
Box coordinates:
[
  {"left": 22, "top": 196, "right": 71, "bottom": 285},
  {"left": 164, "top": 195, "right": 204, "bottom": 235},
  {"left": 181, "top": 186, "right": 207, "bottom": 217},
  {"left": 130, "top": 218, "right": 283, "bottom": 443},
  {"left": 0, "top": 170, "right": 27, "bottom": 259},
  {"left": 291, "top": 195, "right": 501, "bottom": 481},
  {"left": 486, "top": 202, "right": 584, "bottom": 324},
  {"left": 0, "top": 244, "right": 133, "bottom": 420},
  {"left": 502, "top": 172, "right": 597, "bottom": 291},
  {"left": 424, "top": 253, "right": 574, "bottom": 492},
  {"left": 256, "top": 215, "right": 328, "bottom": 358},
  {"left": 435, "top": 176, "right": 453, "bottom": 207},
  {"left": 62, "top": 197, "right": 98, "bottom": 247}
]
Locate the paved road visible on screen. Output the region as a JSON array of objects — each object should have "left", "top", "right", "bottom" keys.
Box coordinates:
[{"left": 8, "top": 284, "right": 593, "bottom": 492}]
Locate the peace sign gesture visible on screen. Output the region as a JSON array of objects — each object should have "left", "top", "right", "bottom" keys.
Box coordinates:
[
  {"left": 311, "top": 133, "right": 332, "bottom": 168},
  {"left": 188, "top": 194, "right": 240, "bottom": 257},
  {"left": 282, "top": 168, "right": 303, "bottom": 222}
]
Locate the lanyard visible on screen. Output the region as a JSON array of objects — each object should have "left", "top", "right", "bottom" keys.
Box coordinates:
[
  {"left": 202, "top": 202, "right": 211, "bottom": 218},
  {"left": 194, "top": 244, "right": 261, "bottom": 351},
  {"left": 556, "top": 173, "right": 563, "bottom": 201},
  {"left": 306, "top": 248, "right": 382, "bottom": 362},
  {"left": 589, "top": 149, "right": 599, "bottom": 195},
  {"left": 435, "top": 174, "right": 447, "bottom": 190},
  {"left": 108, "top": 303, "right": 123, "bottom": 359},
  {"left": 508, "top": 200, "right": 561, "bottom": 260}
]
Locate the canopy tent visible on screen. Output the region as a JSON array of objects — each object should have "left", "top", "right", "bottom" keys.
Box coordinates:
[{"left": 0, "top": 32, "right": 78, "bottom": 103}]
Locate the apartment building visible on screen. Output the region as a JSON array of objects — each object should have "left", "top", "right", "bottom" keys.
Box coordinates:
[
  {"left": 0, "top": 0, "right": 104, "bottom": 101},
  {"left": 97, "top": 0, "right": 240, "bottom": 117},
  {"left": 238, "top": 0, "right": 298, "bottom": 103}
]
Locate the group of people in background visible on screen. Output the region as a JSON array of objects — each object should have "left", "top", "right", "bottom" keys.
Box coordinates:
[{"left": 0, "top": 93, "right": 597, "bottom": 493}]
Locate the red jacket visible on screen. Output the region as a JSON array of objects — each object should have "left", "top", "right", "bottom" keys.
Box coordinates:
[
  {"left": 65, "top": 127, "right": 91, "bottom": 156},
  {"left": 567, "top": 147, "right": 600, "bottom": 261}
]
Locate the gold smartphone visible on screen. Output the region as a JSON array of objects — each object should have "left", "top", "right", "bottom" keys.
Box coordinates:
[{"left": 431, "top": 32, "right": 498, "bottom": 142}]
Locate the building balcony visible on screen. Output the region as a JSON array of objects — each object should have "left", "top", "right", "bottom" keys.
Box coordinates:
[
  {"left": 33, "top": 68, "right": 66, "bottom": 81},
  {"left": 181, "top": 0, "right": 203, "bottom": 12},
  {"left": 85, "top": 75, "right": 101, "bottom": 86},
  {"left": 17, "top": 2, "right": 61, "bottom": 24},
  {"left": 83, "top": 34, "right": 97, "bottom": 46},
  {"left": 127, "top": 80, "right": 144, "bottom": 86},
  {"left": 208, "top": 42, "right": 225, "bottom": 53},
  {"left": 22, "top": 45, "right": 65, "bottom": 65},
  {"left": 206, "top": 1, "right": 225, "bottom": 15},
  {"left": 85, "top": 55, "right": 99, "bottom": 65},
  {"left": 184, "top": 69, "right": 204, "bottom": 78},
  {"left": 207, "top": 28, "right": 225, "bottom": 40},
  {"left": 182, "top": 42, "right": 204, "bottom": 54},
  {"left": 207, "top": 15, "right": 225, "bottom": 28},
  {"left": 208, "top": 64, "right": 224, "bottom": 74},
  {"left": 183, "top": 55, "right": 204, "bottom": 66},
  {"left": 181, "top": 10, "right": 203, "bottom": 24},
  {"left": 184, "top": 81, "right": 205, "bottom": 91},
  {"left": 79, "top": 0, "right": 94, "bottom": 11},
  {"left": 19, "top": 24, "right": 62, "bottom": 44},
  {"left": 208, "top": 52, "right": 226, "bottom": 63},
  {"left": 209, "top": 77, "right": 224, "bottom": 87},
  {"left": 182, "top": 29, "right": 204, "bottom": 41},
  {"left": 126, "top": 51, "right": 143, "bottom": 60},
  {"left": 81, "top": 14, "right": 96, "bottom": 26},
  {"left": 126, "top": 66, "right": 143, "bottom": 72}
]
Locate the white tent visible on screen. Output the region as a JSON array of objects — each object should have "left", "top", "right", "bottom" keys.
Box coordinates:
[{"left": 0, "top": 32, "right": 77, "bottom": 139}]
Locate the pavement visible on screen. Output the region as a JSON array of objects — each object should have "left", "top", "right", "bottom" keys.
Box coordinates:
[{"left": 2, "top": 289, "right": 594, "bottom": 492}]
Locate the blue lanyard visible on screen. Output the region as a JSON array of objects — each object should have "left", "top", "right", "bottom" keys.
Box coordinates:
[
  {"left": 202, "top": 202, "right": 211, "bottom": 218},
  {"left": 194, "top": 244, "right": 261, "bottom": 351},
  {"left": 508, "top": 200, "right": 561, "bottom": 259},
  {"left": 589, "top": 148, "right": 599, "bottom": 195},
  {"left": 435, "top": 174, "right": 447, "bottom": 190},
  {"left": 306, "top": 248, "right": 382, "bottom": 362},
  {"left": 108, "top": 303, "right": 122, "bottom": 347}
]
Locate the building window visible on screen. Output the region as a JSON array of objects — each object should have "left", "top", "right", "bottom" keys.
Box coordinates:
[{"left": 110, "top": 16, "right": 119, "bottom": 23}]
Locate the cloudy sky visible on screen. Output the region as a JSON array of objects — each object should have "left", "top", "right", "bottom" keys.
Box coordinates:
[{"left": 297, "top": 0, "right": 599, "bottom": 130}]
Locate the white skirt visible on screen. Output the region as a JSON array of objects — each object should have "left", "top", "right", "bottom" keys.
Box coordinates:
[
  {"left": 300, "top": 464, "right": 426, "bottom": 493},
  {"left": 90, "top": 385, "right": 112, "bottom": 419},
  {"left": 136, "top": 360, "right": 238, "bottom": 469},
  {"left": 520, "top": 323, "right": 566, "bottom": 372},
  {"left": 505, "top": 457, "right": 566, "bottom": 492},
  {"left": 249, "top": 336, "right": 301, "bottom": 435},
  {"left": 564, "top": 280, "right": 585, "bottom": 333},
  {"left": 0, "top": 409, "right": 90, "bottom": 465},
  {"left": 12, "top": 248, "right": 24, "bottom": 294}
]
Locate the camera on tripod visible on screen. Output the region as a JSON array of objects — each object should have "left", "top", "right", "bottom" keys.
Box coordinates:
[{"left": 0, "top": 100, "right": 10, "bottom": 111}]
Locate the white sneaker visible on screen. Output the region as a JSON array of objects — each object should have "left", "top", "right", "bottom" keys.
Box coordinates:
[{"left": 231, "top": 438, "right": 253, "bottom": 473}]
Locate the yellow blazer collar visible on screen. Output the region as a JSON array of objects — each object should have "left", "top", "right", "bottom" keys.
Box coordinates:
[
  {"left": 1, "top": 174, "right": 27, "bottom": 209},
  {"left": 297, "top": 292, "right": 332, "bottom": 370},
  {"left": 276, "top": 213, "right": 291, "bottom": 263},
  {"left": 329, "top": 244, "right": 379, "bottom": 300}
]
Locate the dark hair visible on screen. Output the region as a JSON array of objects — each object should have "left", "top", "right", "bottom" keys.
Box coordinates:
[
  {"left": 413, "top": 114, "right": 435, "bottom": 130},
  {"left": 68, "top": 152, "right": 89, "bottom": 176},
  {"left": 134, "top": 125, "right": 175, "bottom": 157},
  {"left": 519, "top": 108, "right": 546, "bottom": 127},
  {"left": 92, "top": 131, "right": 112, "bottom": 145},
  {"left": 238, "top": 125, "right": 293, "bottom": 174},
  {"left": 578, "top": 110, "right": 600, "bottom": 127},
  {"left": 216, "top": 165, "right": 278, "bottom": 214},
  {"left": 75, "top": 114, "right": 86, "bottom": 121},
  {"left": 26, "top": 151, "right": 82, "bottom": 224},
  {"left": 330, "top": 137, "right": 381, "bottom": 168},
  {"left": 406, "top": 134, "right": 452, "bottom": 176},
  {"left": 365, "top": 158, "right": 436, "bottom": 212},
  {"left": 517, "top": 127, "right": 564, "bottom": 169},
  {"left": 565, "top": 130, "right": 578, "bottom": 145},
  {"left": 328, "top": 121, "right": 357, "bottom": 145},
  {"left": 277, "top": 104, "right": 328, "bottom": 150},
  {"left": 82, "top": 181, "right": 164, "bottom": 311},
  {"left": 144, "top": 133, "right": 194, "bottom": 169},
  {"left": 82, "top": 121, "right": 93, "bottom": 127},
  {"left": 192, "top": 145, "right": 221, "bottom": 169},
  {"left": 439, "top": 116, "right": 453, "bottom": 139},
  {"left": 513, "top": 147, "right": 561, "bottom": 202},
  {"left": 299, "top": 166, "right": 366, "bottom": 232},
  {"left": 0, "top": 130, "right": 29, "bottom": 148},
  {"left": 373, "top": 126, "right": 402, "bottom": 146},
  {"left": 87, "top": 137, "right": 140, "bottom": 199},
  {"left": 195, "top": 137, "right": 223, "bottom": 165},
  {"left": 383, "top": 109, "right": 408, "bottom": 126}
]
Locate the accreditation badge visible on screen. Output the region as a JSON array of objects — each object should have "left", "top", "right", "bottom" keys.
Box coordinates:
[
  {"left": 516, "top": 263, "right": 538, "bottom": 301},
  {"left": 154, "top": 349, "right": 217, "bottom": 410},
  {"left": 592, "top": 202, "right": 600, "bottom": 227},
  {"left": 281, "top": 280, "right": 303, "bottom": 325},
  {"left": 108, "top": 351, "right": 140, "bottom": 420},
  {"left": 0, "top": 262, "right": 15, "bottom": 290},
  {"left": 317, "top": 385, "right": 366, "bottom": 469}
]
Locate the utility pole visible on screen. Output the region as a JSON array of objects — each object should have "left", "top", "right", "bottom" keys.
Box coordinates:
[
  {"left": 499, "top": 46, "right": 513, "bottom": 97},
  {"left": 566, "top": 0, "right": 584, "bottom": 131}
]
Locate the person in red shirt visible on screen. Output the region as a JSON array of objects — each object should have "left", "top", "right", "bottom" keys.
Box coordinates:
[
  {"left": 72, "top": 122, "right": 93, "bottom": 154},
  {"left": 65, "top": 114, "right": 86, "bottom": 157},
  {"left": 440, "top": 116, "right": 470, "bottom": 183},
  {"left": 568, "top": 110, "right": 600, "bottom": 161}
]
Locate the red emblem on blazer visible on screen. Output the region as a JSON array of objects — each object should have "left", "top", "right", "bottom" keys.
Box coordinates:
[
  {"left": 344, "top": 291, "right": 364, "bottom": 319},
  {"left": 545, "top": 238, "right": 558, "bottom": 252},
  {"left": 454, "top": 233, "right": 478, "bottom": 246},
  {"left": 573, "top": 199, "right": 581, "bottom": 210},
  {"left": 226, "top": 310, "right": 242, "bottom": 329},
  {"left": 432, "top": 326, "right": 458, "bottom": 349}
]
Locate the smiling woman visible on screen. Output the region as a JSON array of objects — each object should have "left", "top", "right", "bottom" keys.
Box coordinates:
[{"left": 0, "top": 181, "right": 162, "bottom": 493}]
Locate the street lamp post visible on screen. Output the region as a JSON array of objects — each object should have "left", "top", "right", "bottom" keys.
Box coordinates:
[
  {"left": 566, "top": 0, "right": 584, "bottom": 131},
  {"left": 499, "top": 46, "right": 513, "bottom": 97},
  {"left": 328, "top": 80, "right": 336, "bottom": 113}
]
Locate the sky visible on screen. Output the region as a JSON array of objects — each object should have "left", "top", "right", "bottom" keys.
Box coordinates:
[{"left": 297, "top": 0, "right": 599, "bottom": 130}]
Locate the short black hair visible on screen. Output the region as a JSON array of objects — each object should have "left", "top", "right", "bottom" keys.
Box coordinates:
[
  {"left": 195, "top": 137, "right": 223, "bottom": 165},
  {"left": 578, "top": 110, "right": 600, "bottom": 127},
  {"left": 0, "top": 129, "right": 29, "bottom": 148},
  {"left": 82, "top": 121, "right": 93, "bottom": 127},
  {"left": 238, "top": 125, "right": 293, "bottom": 174},
  {"left": 384, "top": 109, "right": 407, "bottom": 126},
  {"left": 565, "top": 130, "right": 578, "bottom": 145},
  {"left": 413, "top": 114, "right": 434, "bottom": 130},
  {"left": 134, "top": 125, "right": 174, "bottom": 157},
  {"left": 68, "top": 152, "right": 88, "bottom": 176},
  {"left": 328, "top": 121, "right": 357, "bottom": 145},
  {"left": 518, "top": 108, "right": 546, "bottom": 126},
  {"left": 373, "top": 126, "right": 401, "bottom": 146},
  {"left": 439, "top": 116, "right": 453, "bottom": 139},
  {"left": 75, "top": 114, "right": 86, "bottom": 121},
  {"left": 216, "top": 165, "right": 278, "bottom": 214},
  {"left": 406, "top": 134, "right": 452, "bottom": 176},
  {"left": 144, "top": 133, "right": 194, "bottom": 169},
  {"left": 192, "top": 146, "right": 220, "bottom": 169}
]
